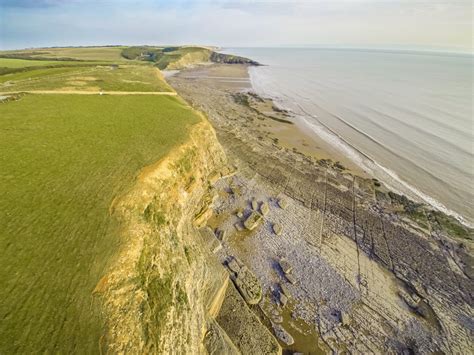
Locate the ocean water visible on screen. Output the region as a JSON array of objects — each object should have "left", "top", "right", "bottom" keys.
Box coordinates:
[{"left": 224, "top": 48, "right": 473, "bottom": 225}]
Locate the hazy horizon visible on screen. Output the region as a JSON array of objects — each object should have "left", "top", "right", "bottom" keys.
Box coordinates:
[{"left": 1, "top": 0, "right": 472, "bottom": 53}]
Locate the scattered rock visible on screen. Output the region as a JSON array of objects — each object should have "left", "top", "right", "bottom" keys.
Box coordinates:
[
  {"left": 272, "top": 223, "right": 282, "bottom": 236},
  {"left": 279, "top": 259, "right": 293, "bottom": 274},
  {"left": 279, "top": 283, "right": 290, "bottom": 297},
  {"left": 234, "top": 267, "right": 262, "bottom": 305},
  {"left": 211, "top": 240, "right": 222, "bottom": 253},
  {"left": 236, "top": 209, "right": 244, "bottom": 219},
  {"left": 260, "top": 202, "right": 270, "bottom": 216},
  {"left": 340, "top": 311, "right": 350, "bottom": 326},
  {"left": 216, "top": 229, "right": 227, "bottom": 242},
  {"left": 251, "top": 199, "right": 259, "bottom": 210},
  {"left": 279, "top": 292, "right": 288, "bottom": 307},
  {"left": 221, "top": 230, "right": 227, "bottom": 241},
  {"left": 272, "top": 323, "right": 294, "bottom": 346},
  {"left": 271, "top": 309, "right": 280, "bottom": 318},
  {"left": 285, "top": 274, "right": 297, "bottom": 285},
  {"left": 229, "top": 184, "right": 242, "bottom": 196},
  {"left": 399, "top": 289, "right": 420, "bottom": 309},
  {"left": 227, "top": 259, "right": 241, "bottom": 274},
  {"left": 243, "top": 211, "right": 263, "bottom": 230},
  {"left": 272, "top": 314, "right": 283, "bottom": 323},
  {"left": 277, "top": 198, "right": 288, "bottom": 209}
]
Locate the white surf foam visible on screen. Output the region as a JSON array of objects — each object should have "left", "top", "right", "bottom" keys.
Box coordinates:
[{"left": 248, "top": 66, "right": 472, "bottom": 227}]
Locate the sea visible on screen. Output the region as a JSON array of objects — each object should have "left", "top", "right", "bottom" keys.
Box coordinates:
[{"left": 223, "top": 48, "right": 473, "bottom": 226}]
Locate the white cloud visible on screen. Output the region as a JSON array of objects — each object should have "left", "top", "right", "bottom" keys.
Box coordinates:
[{"left": 0, "top": 0, "right": 471, "bottom": 51}]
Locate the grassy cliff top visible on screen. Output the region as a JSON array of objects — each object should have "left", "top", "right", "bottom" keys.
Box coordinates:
[
  {"left": 0, "top": 45, "right": 259, "bottom": 71},
  {"left": 0, "top": 45, "right": 202, "bottom": 353}
]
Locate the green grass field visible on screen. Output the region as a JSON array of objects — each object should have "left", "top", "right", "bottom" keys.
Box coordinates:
[
  {"left": 1, "top": 64, "right": 173, "bottom": 92},
  {"left": 0, "top": 93, "right": 200, "bottom": 353},
  {"left": 0, "top": 58, "right": 86, "bottom": 68},
  {"left": 36, "top": 46, "right": 128, "bottom": 61},
  {"left": 0, "top": 46, "right": 128, "bottom": 62},
  {"left": 0, "top": 45, "right": 205, "bottom": 353}
]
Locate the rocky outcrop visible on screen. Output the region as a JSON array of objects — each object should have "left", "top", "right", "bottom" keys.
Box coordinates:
[
  {"left": 210, "top": 52, "right": 260, "bottom": 66},
  {"left": 96, "top": 118, "right": 231, "bottom": 353}
]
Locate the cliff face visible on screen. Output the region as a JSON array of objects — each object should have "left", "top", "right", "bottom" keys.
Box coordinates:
[
  {"left": 164, "top": 49, "right": 259, "bottom": 70},
  {"left": 96, "top": 118, "right": 231, "bottom": 353},
  {"left": 210, "top": 52, "right": 260, "bottom": 66},
  {"left": 166, "top": 50, "right": 212, "bottom": 70}
]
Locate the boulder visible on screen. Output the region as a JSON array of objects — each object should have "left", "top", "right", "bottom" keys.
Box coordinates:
[
  {"left": 279, "top": 292, "right": 288, "bottom": 307},
  {"left": 272, "top": 223, "right": 282, "bottom": 236},
  {"left": 251, "top": 199, "right": 259, "bottom": 210},
  {"left": 285, "top": 274, "right": 297, "bottom": 285},
  {"left": 280, "top": 283, "right": 290, "bottom": 297},
  {"left": 233, "top": 267, "right": 262, "bottom": 305},
  {"left": 272, "top": 323, "right": 294, "bottom": 346},
  {"left": 216, "top": 283, "right": 281, "bottom": 355},
  {"left": 211, "top": 239, "right": 222, "bottom": 254},
  {"left": 236, "top": 209, "right": 244, "bottom": 219},
  {"left": 340, "top": 311, "right": 351, "bottom": 326},
  {"left": 218, "top": 229, "right": 227, "bottom": 242},
  {"left": 277, "top": 198, "right": 288, "bottom": 209},
  {"left": 398, "top": 289, "right": 420, "bottom": 309},
  {"left": 279, "top": 259, "right": 293, "bottom": 274},
  {"left": 243, "top": 211, "right": 262, "bottom": 230},
  {"left": 227, "top": 259, "right": 241, "bottom": 274},
  {"left": 260, "top": 202, "right": 270, "bottom": 216},
  {"left": 221, "top": 230, "right": 227, "bottom": 241},
  {"left": 272, "top": 314, "right": 283, "bottom": 323}
]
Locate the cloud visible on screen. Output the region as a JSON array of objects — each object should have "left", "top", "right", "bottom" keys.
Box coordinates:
[
  {"left": 0, "top": 0, "right": 74, "bottom": 8},
  {"left": 0, "top": 0, "right": 471, "bottom": 51}
]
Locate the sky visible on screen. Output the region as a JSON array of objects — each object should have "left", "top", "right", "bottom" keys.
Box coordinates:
[{"left": 0, "top": 0, "right": 472, "bottom": 52}]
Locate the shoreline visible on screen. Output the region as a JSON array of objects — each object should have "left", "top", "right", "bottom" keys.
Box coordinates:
[
  {"left": 168, "top": 62, "right": 473, "bottom": 353},
  {"left": 168, "top": 63, "right": 472, "bottom": 237},
  {"left": 244, "top": 65, "right": 472, "bottom": 227}
]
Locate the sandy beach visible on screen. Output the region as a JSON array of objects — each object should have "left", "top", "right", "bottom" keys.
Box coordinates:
[{"left": 168, "top": 64, "right": 367, "bottom": 176}]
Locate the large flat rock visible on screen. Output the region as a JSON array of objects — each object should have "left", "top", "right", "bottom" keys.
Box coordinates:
[{"left": 216, "top": 282, "right": 281, "bottom": 354}]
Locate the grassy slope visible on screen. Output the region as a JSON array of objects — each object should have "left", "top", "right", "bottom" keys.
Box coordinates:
[
  {"left": 0, "top": 95, "right": 199, "bottom": 351},
  {"left": 1, "top": 64, "right": 174, "bottom": 92}
]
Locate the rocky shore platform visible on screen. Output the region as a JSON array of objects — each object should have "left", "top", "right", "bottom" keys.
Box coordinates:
[{"left": 169, "top": 64, "right": 473, "bottom": 354}]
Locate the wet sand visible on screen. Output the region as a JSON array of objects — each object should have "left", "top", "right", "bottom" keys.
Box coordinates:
[{"left": 169, "top": 64, "right": 367, "bottom": 176}]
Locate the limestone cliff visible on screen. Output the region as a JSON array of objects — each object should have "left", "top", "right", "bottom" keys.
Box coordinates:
[
  {"left": 166, "top": 50, "right": 213, "bottom": 70},
  {"left": 96, "top": 118, "right": 232, "bottom": 353}
]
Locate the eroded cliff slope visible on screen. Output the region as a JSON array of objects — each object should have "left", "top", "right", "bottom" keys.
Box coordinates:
[{"left": 96, "top": 118, "right": 232, "bottom": 353}]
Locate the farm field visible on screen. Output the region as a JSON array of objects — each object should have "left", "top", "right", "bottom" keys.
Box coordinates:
[
  {"left": 0, "top": 64, "right": 174, "bottom": 92},
  {"left": 35, "top": 46, "right": 128, "bottom": 61},
  {"left": 0, "top": 91, "right": 200, "bottom": 352},
  {"left": 0, "top": 58, "right": 86, "bottom": 68},
  {"left": 0, "top": 46, "right": 128, "bottom": 62}
]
